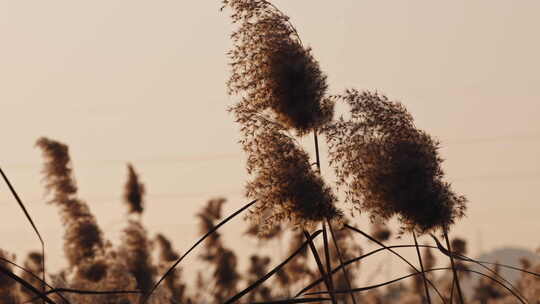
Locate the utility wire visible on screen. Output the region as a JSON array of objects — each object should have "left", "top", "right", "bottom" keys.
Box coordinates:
[{"left": 3, "top": 133, "right": 540, "bottom": 168}]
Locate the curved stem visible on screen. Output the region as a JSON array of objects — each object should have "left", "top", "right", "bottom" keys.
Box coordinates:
[
  {"left": 0, "top": 167, "right": 46, "bottom": 302},
  {"left": 303, "top": 267, "right": 527, "bottom": 304},
  {"left": 224, "top": 230, "right": 323, "bottom": 304},
  {"left": 344, "top": 224, "right": 447, "bottom": 304},
  {"left": 143, "top": 199, "right": 258, "bottom": 304},
  {"left": 0, "top": 256, "right": 70, "bottom": 304},
  {"left": 0, "top": 263, "right": 56, "bottom": 304}
]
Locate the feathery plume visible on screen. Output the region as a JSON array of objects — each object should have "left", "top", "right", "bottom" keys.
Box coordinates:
[
  {"left": 124, "top": 164, "right": 145, "bottom": 215},
  {"left": 324, "top": 90, "right": 466, "bottom": 234},
  {"left": 197, "top": 198, "right": 241, "bottom": 302},
  {"left": 155, "top": 234, "right": 187, "bottom": 303},
  {"left": 118, "top": 220, "right": 155, "bottom": 296},
  {"left": 246, "top": 255, "right": 272, "bottom": 302},
  {"left": 118, "top": 164, "right": 155, "bottom": 298},
  {"left": 223, "top": 0, "right": 333, "bottom": 136},
  {"left": 243, "top": 121, "right": 342, "bottom": 233},
  {"left": 36, "top": 137, "right": 107, "bottom": 282}
]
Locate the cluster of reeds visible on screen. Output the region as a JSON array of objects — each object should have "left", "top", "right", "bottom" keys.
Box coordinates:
[
  {"left": 1, "top": 136, "right": 540, "bottom": 303},
  {"left": 1, "top": 1, "right": 539, "bottom": 304}
]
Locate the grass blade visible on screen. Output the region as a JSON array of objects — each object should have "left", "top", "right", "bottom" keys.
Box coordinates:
[
  {"left": 303, "top": 230, "right": 337, "bottom": 304},
  {"left": 143, "top": 199, "right": 257, "bottom": 303},
  {"left": 327, "top": 220, "right": 357, "bottom": 304},
  {"left": 0, "top": 167, "right": 46, "bottom": 297},
  {"left": 343, "top": 224, "right": 446, "bottom": 304},
  {"left": 303, "top": 267, "right": 527, "bottom": 304},
  {"left": 0, "top": 256, "right": 70, "bottom": 304},
  {"left": 295, "top": 244, "right": 431, "bottom": 297},
  {"left": 413, "top": 231, "right": 432, "bottom": 304},
  {"left": 224, "top": 230, "right": 323, "bottom": 304},
  {"left": 0, "top": 263, "right": 56, "bottom": 304}
]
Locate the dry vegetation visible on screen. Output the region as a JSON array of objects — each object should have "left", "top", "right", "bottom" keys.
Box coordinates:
[{"left": 1, "top": 1, "right": 539, "bottom": 303}]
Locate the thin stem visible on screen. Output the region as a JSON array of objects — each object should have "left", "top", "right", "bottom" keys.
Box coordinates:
[
  {"left": 413, "top": 231, "right": 432, "bottom": 304},
  {"left": 0, "top": 167, "right": 46, "bottom": 303},
  {"left": 449, "top": 276, "right": 455, "bottom": 304},
  {"left": 0, "top": 263, "right": 56, "bottom": 304},
  {"left": 327, "top": 220, "right": 357, "bottom": 304},
  {"left": 313, "top": 131, "right": 321, "bottom": 173},
  {"left": 143, "top": 199, "right": 258, "bottom": 304},
  {"left": 303, "top": 230, "right": 337, "bottom": 304},
  {"left": 344, "top": 224, "right": 447, "bottom": 304},
  {"left": 322, "top": 222, "right": 336, "bottom": 301},
  {"left": 302, "top": 267, "right": 527, "bottom": 304},
  {"left": 224, "top": 230, "right": 323, "bottom": 304},
  {"left": 0, "top": 256, "right": 70, "bottom": 304},
  {"left": 429, "top": 233, "right": 529, "bottom": 301},
  {"left": 311, "top": 129, "right": 337, "bottom": 303},
  {"left": 443, "top": 229, "right": 465, "bottom": 304}
]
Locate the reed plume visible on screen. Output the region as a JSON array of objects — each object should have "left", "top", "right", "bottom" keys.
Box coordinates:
[
  {"left": 155, "top": 234, "right": 187, "bottom": 303},
  {"left": 197, "top": 198, "right": 240, "bottom": 302},
  {"left": 242, "top": 121, "right": 342, "bottom": 233},
  {"left": 118, "top": 220, "right": 155, "bottom": 297},
  {"left": 246, "top": 255, "right": 273, "bottom": 302},
  {"left": 223, "top": 0, "right": 333, "bottom": 136},
  {"left": 124, "top": 164, "right": 145, "bottom": 215},
  {"left": 36, "top": 137, "right": 107, "bottom": 282},
  {"left": 118, "top": 164, "right": 155, "bottom": 297},
  {"left": 324, "top": 90, "right": 467, "bottom": 234}
]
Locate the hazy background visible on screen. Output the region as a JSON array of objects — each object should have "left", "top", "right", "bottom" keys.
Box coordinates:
[{"left": 1, "top": 0, "right": 539, "bottom": 281}]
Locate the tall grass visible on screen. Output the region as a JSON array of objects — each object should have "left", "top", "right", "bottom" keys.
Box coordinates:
[{"left": 1, "top": 1, "right": 539, "bottom": 304}]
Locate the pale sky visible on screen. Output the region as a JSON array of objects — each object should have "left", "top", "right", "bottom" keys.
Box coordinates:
[{"left": 1, "top": 0, "right": 539, "bottom": 280}]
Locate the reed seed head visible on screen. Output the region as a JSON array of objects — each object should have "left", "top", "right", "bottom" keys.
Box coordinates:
[
  {"left": 124, "top": 164, "right": 145, "bottom": 215},
  {"left": 243, "top": 120, "right": 343, "bottom": 233},
  {"left": 224, "top": 0, "right": 332, "bottom": 136},
  {"left": 324, "top": 90, "right": 466, "bottom": 234}
]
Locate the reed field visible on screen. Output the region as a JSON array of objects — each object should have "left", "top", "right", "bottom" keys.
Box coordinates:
[{"left": 1, "top": 1, "right": 539, "bottom": 303}]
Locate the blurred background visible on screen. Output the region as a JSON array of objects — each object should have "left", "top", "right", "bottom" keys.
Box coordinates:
[{"left": 1, "top": 0, "right": 539, "bottom": 283}]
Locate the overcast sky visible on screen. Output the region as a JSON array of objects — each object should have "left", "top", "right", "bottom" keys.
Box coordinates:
[{"left": 1, "top": 0, "right": 539, "bottom": 279}]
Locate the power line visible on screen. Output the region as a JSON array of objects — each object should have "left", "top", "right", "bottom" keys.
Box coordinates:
[{"left": 3, "top": 133, "right": 540, "bottom": 168}]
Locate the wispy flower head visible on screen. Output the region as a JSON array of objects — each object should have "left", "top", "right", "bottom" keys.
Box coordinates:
[
  {"left": 324, "top": 90, "right": 466, "bottom": 234},
  {"left": 155, "top": 234, "right": 187, "bottom": 303},
  {"left": 36, "top": 137, "right": 107, "bottom": 281},
  {"left": 155, "top": 234, "right": 179, "bottom": 262},
  {"left": 223, "top": 0, "right": 332, "bottom": 136},
  {"left": 35, "top": 137, "right": 77, "bottom": 198},
  {"left": 246, "top": 255, "right": 272, "bottom": 302},
  {"left": 243, "top": 118, "right": 342, "bottom": 233},
  {"left": 197, "top": 199, "right": 240, "bottom": 302},
  {"left": 124, "top": 163, "right": 145, "bottom": 215},
  {"left": 118, "top": 220, "right": 155, "bottom": 295}
]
